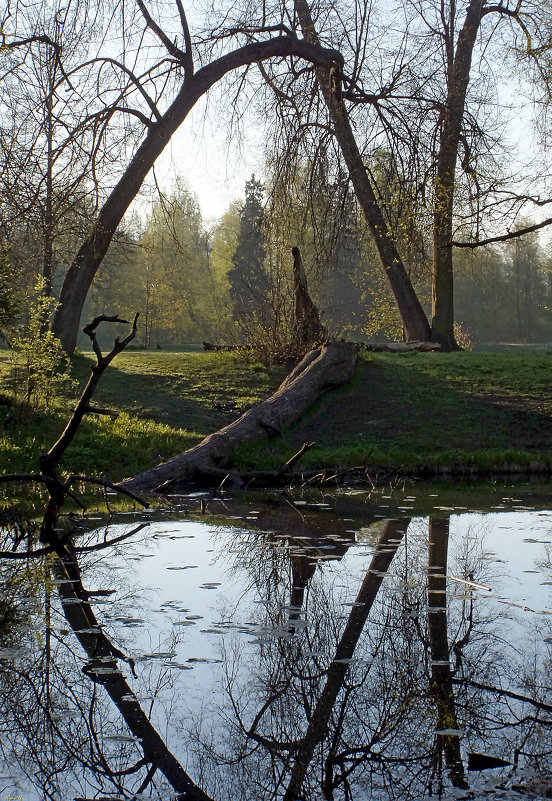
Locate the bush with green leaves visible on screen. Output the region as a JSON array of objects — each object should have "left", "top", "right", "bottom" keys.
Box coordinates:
[{"left": 8, "top": 280, "right": 75, "bottom": 415}]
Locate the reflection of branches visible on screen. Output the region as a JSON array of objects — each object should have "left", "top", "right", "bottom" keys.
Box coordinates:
[
  {"left": 50, "top": 538, "right": 214, "bottom": 800},
  {"left": 452, "top": 678, "right": 552, "bottom": 717},
  {"left": 284, "top": 519, "right": 408, "bottom": 800}
]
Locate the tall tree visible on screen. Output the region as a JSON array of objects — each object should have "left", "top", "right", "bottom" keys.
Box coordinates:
[
  {"left": 0, "top": 0, "right": 100, "bottom": 307},
  {"left": 252, "top": 0, "right": 552, "bottom": 348},
  {"left": 227, "top": 176, "right": 269, "bottom": 322}
]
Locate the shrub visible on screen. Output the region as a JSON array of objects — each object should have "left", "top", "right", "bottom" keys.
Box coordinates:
[{"left": 7, "top": 279, "right": 75, "bottom": 416}]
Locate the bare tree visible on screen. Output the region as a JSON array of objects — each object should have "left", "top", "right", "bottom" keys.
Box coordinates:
[
  {"left": 249, "top": 0, "right": 552, "bottom": 348},
  {"left": 0, "top": 1, "right": 113, "bottom": 307}
]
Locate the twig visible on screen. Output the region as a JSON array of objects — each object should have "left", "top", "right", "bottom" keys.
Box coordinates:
[
  {"left": 67, "top": 475, "right": 149, "bottom": 508},
  {"left": 277, "top": 441, "right": 315, "bottom": 476}
]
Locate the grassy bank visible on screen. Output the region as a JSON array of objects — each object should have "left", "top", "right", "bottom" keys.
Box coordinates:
[
  {"left": 0, "top": 350, "right": 285, "bottom": 480},
  {"left": 236, "top": 350, "right": 552, "bottom": 476},
  {"left": 1, "top": 348, "right": 551, "bottom": 481}
]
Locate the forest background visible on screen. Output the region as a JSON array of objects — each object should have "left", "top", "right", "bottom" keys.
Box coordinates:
[
  {"left": 1, "top": 0, "right": 552, "bottom": 357},
  {"left": 3, "top": 167, "right": 551, "bottom": 353}
]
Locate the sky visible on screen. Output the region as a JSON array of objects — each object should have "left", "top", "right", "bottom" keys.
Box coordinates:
[{"left": 152, "top": 97, "right": 266, "bottom": 225}]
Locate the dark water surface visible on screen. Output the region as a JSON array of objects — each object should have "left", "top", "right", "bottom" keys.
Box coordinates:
[{"left": 2, "top": 484, "right": 552, "bottom": 800}]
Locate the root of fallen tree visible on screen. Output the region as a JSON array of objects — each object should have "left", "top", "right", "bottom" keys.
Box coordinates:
[{"left": 120, "top": 340, "right": 357, "bottom": 493}]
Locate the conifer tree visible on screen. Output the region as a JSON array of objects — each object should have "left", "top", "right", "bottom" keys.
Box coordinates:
[{"left": 228, "top": 176, "right": 269, "bottom": 322}]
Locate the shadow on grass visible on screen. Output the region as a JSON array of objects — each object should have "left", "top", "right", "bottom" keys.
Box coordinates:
[
  {"left": 235, "top": 354, "right": 552, "bottom": 471},
  {"left": 71, "top": 352, "right": 286, "bottom": 434}
]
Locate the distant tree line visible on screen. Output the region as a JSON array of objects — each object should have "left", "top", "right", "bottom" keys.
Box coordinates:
[
  {"left": 1, "top": 0, "right": 552, "bottom": 353},
  {"left": 78, "top": 175, "right": 552, "bottom": 348}
]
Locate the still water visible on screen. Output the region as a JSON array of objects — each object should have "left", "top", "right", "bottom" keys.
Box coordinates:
[{"left": 1, "top": 486, "right": 552, "bottom": 800}]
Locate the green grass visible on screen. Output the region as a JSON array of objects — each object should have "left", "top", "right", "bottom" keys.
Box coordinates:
[
  {"left": 1, "top": 347, "right": 552, "bottom": 482},
  {"left": 0, "top": 349, "right": 285, "bottom": 480},
  {"left": 233, "top": 350, "right": 552, "bottom": 474}
]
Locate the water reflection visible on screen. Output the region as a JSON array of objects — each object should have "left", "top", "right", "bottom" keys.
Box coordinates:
[{"left": 1, "top": 495, "right": 552, "bottom": 800}]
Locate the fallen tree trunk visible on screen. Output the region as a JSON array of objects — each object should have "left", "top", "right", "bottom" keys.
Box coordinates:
[
  {"left": 359, "top": 341, "right": 442, "bottom": 352},
  {"left": 120, "top": 340, "right": 357, "bottom": 493}
]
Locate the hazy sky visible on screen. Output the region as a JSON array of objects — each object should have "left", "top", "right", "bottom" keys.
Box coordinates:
[{"left": 153, "top": 96, "right": 266, "bottom": 223}]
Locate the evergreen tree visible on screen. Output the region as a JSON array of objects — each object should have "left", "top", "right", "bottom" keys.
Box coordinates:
[{"left": 228, "top": 176, "right": 269, "bottom": 322}]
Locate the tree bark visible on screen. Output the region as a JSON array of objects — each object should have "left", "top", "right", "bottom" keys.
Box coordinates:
[
  {"left": 121, "top": 340, "right": 357, "bottom": 493},
  {"left": 292, "top": 246, "right": 326, "bottom": 347},
  {"left": 293, "top": 0, "right": 431, "bottom": 343},
  {"left": 51, "top": 36, "right": 343, "bottom": 353},
  {"left": 431, "top": 0, "right": 485, "bottom": 349}
]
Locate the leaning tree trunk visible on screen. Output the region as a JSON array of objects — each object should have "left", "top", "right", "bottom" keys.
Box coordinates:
[
  {"left": 293, "top": 0, "right": 431, "bottom": 343},
  {"left": 284, "top": 518, "right": 409, "bottom": 800},
  {"left": 121, "top": 340, "right": 357, "bottom": 493}
]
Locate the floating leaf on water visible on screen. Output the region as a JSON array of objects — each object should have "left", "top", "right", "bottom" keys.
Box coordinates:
[
  {"left": 141, "top": 652, "right": 177, "bottom": 660},
  {"left": 448, "top": 576, "right": 491, "bottom": 592},
  {"left": 104, "top": 733, "right": 138, "bottom": 743},
  {"left": 435, "top": 728, "right": 464, "bottom": 736},
  {"left": 187, "top": 657, "right": 223, "bottom": 664},
  {"left": 467, "top": 752, "right": 512, "bottom": 771},
  {"left": 87, "top": 667, "right": 122, "bottom": 676},
  {"left": 333, "top": 657, "right": 355, "bottom": 664},
  {"left": 166, "top": 565, "right": 198, "bottom": 570},
  {"left": 173, "top": 620, "right": 196, "bottom": 626},
  {"left": 185, "top": 614, "right": 203, "bottom": 620}
]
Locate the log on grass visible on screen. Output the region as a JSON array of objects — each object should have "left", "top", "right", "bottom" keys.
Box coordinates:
[
  {"left": 359, "top": 341, "right": 442, "bottom": 352},
  {"left": 120, "top": 340, "right": 357, "bottom": 493}
]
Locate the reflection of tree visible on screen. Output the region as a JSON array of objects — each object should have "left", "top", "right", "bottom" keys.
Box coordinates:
[
  {"left": 198, "top": 513, "right": 552, "bottom": 799},
  {"left": 55, "top": 540, "right": 213, "bottom": 800},
  {"left": 427, "top": 516, "right": 468, "bottom": 791},
  {"left": 284, "top": 519, "right": 408, "bottom": 800},
  {"left": 0, "top": 526, "right": 213, "bottom": 801},
  {"left": 201, "top": 519, "right": 417, "bottom": 800},
  {"left": 3, "top": 505, "right": 552, "bottom": 799}
]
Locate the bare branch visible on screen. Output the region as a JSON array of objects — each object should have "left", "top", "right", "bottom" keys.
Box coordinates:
[
  {"left": 136, "top": 0, "right": 188, "bottom": 65},
  {"left": 67, "top": 475, "right": 149, "bottom": 508},
  {"left": 451, "top": 216, "right": 552, "bottom": 248}
]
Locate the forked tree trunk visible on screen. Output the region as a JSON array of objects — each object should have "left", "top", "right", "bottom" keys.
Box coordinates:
[{"left": 121, "top": 340, "right": 357, "bottom": 492}]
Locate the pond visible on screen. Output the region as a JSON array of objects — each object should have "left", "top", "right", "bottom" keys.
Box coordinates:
[{"left": 1, "top": 484, "right": 552, "bottom": 801}]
